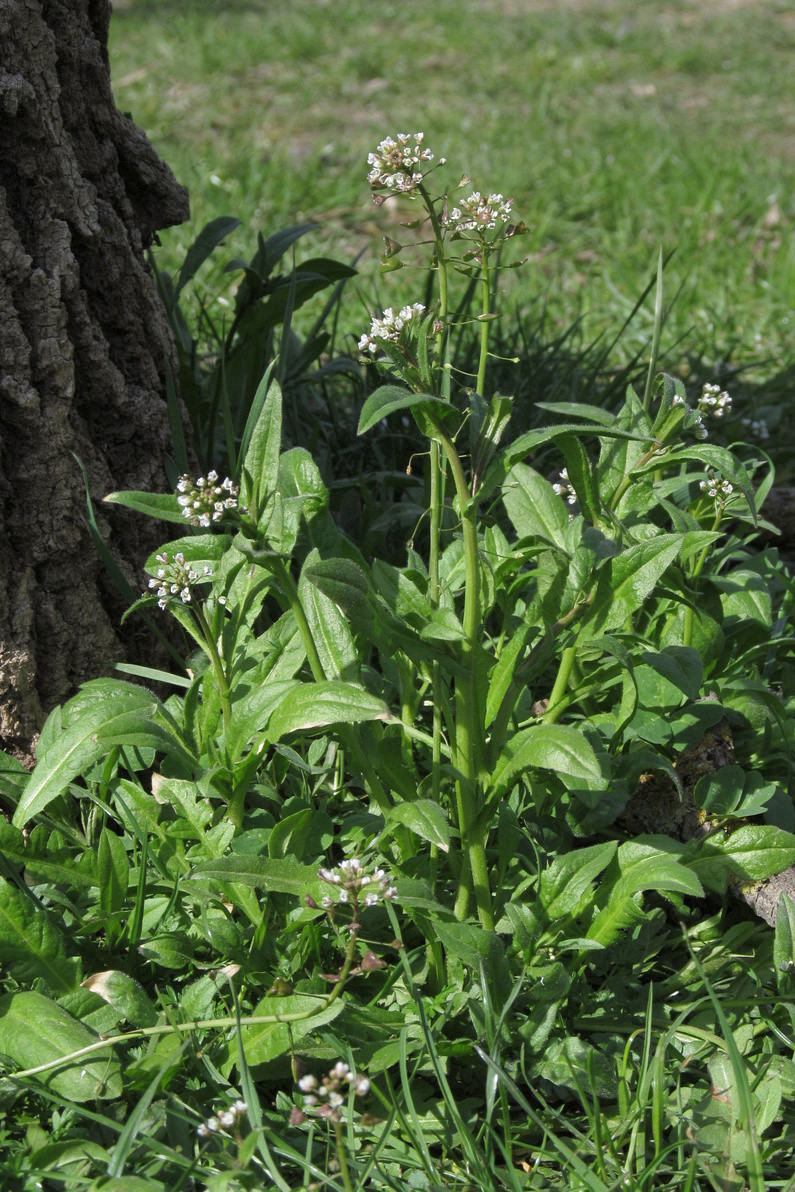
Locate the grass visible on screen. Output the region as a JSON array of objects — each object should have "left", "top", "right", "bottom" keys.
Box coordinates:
[{"left": 109, "top": 0, "right": 794, "bottom": 383}]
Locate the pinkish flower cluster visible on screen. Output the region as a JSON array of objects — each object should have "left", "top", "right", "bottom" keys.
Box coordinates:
[
  {"left": 291, "top": 1062, "right": 370, "bottom": 1125},
  {"left": 317, "top": 858, "right": 398, "bottom": 909},
  {"left": 443, "top": 191, "right": 514, "bottom": 234},
  {"left": 358, "top": 303, "right": 426, "bottom": 356},
  {"left": 177, "top": 471, "right": 241, "bottom": 526},
  {"left": 367, "top": 132, "right": 435, "bottom": 195}
]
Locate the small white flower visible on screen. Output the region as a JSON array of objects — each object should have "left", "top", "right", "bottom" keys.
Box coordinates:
[
  {"left": 359, "top": 303, "right": 426, "bottom": 356},
  {"left": 442, "top": 191, "right": 514, "bottom": 234},
  {"left": 298, "top": 1075, "right": 318, "bottom": 1092},
  {"left": 367, "top": 132, "right": 433, "bottom": 196},
  {"left": 354, "top": 1076, "right": 370, "bottom": 1095}
]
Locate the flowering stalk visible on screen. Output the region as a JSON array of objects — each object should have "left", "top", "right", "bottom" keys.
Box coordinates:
[{"left": 683, "top": 469, "right": 734, "bottom": 648}]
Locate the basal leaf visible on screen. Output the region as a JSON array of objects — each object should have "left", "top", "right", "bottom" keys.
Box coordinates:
[
  {"left": 239, "top": 994, "right": 344, "bottom": 1065},
  {"left": 539, "top": 841, "right": 618, "bottom": 920},
  {"left": 0, "top": 879, "right": 78, "bottom": 994},
  {"left": 80, "top": 971, "right": 159, "bottom": 1028},
  {"left": 0, "top": 991, "right": 123, "bottom": 1101}
]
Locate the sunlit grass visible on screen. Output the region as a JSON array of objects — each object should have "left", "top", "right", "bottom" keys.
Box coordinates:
[{"left": 110, "top": 0, "right": 794, "bottom": 377}]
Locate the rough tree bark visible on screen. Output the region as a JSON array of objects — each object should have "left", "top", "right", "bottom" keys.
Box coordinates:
[{"left": 0, "top": 0, "right": 190, "bottom": 763}]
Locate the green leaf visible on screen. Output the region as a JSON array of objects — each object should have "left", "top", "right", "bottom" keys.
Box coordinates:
[
  {"left": 588, "top": 837, "right": 704, "bottom": 946},
  {"left": 299, "top": 563, "right": 359, "bottom": 681},
  {"left": 480, "top": 421, "right": 646, "bottom": 504},
  {"left": 0, "top": 991, "right": 123, "bottom": 1101},
  {"left": 103, "top": 490, "right": 185, "bottom": 523},
  {"left": 241, "top": 376, "right": 282, "bottom": 520},
  {"left": 267, "top": 681, "right": 395, "bottom": 741},
  {"left": 592, "top": 534, "right": 684, "bottom": 632},
  {"left": 491, "top": 724, "right": 603, "bottom": 800},
  {"left": 222, "top": 680, "right": 301, "bottom": 761},
  {"left": 189, "top": 856, "right": 326, "bottom": 901},
  {"left": 714, "top": 825, "right": 795, "bottom": 882},
  {"left": 433, "top": 920, "right": 512, "bottom": 1003},
  {"left": 97, "top": 829, "right": 129, "bottom": 917},
  {"left": 0, "top": 879, "right": 78, "bottom": 994},
  {"left": 639, "top": 646, "right": 703, "bottom": 701},
  {"left": 175, "top": 215, "right": 241, "bottom": 295},
  {"left": 239, "top": 994, "right": 344, "bottom": 1065},
  {"left": 388, "top": 800, "right": 450, "bottom": 852},
  {"left": 0, "top": 821, "right": 95, "bottom": 890},
  {"left": 137, "top": 933, "right": 196, "bottom": 969},
  {"left": 774, "top": 896, "right": 795, "bottom": 989},
  {"left": 637, "top": 443, "right": 757, "bottom": 522},
  {"left": 143, "top": 533, "right": 231, "bottom": 577},
  {"left": 502, "top": 463, "right": 569, "bottom": 547},
  {"left": 14, "top": 682, "right": 162, "bottom": 826},
  {"left": 302, "top": 555, "right": 375, "bottom": 631},
  {"left": 80, "top": 971, "right": 159, "bottom": 1028},
  {"left": 357, "top": 385, "right": 455, "bottom": 437},
  {"left": 539, "top": 841, "right": 618, "bottom": 920},
  {"left": 557, "top": 433, "right": 601, "bottom": 523}
]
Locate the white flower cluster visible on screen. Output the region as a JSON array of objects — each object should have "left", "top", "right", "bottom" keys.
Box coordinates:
[
  {"left": 358, "top": 303, "right": 426, "bottom": 356},
  {"left": 442, "top": 191, "right": 514, "bottom": 234},
  {"left": 698, "top": 382, "right": 732, "bottom": 418},
  {"left": 742, "top": 416, "right": 770, "bottom": 440},
  {"left": 177, "top": 471, "right": 240, "bottom": 527},
  {"left": 196, "top": 1099, "right": 247, "bottom": 1138},
  {"left": 148, "top": 551, "right": 213, "bottom": 610},
  {"left": 672, "top": 394, "right": 708, "bottom": 440},
  {"left": 295, "top": 1062, "right": 370, "bottom": 1123},
  {"left": 318, "top": 857, "right": 397, "bottom": 909},
  {"left": 367, "top": 132, "right": 434, "bottom": 194},
  {"left": 699, "top": 469, "right": 734, "bottom": 503},
  {"left": 552, "top": 467, "right": 577, "bottom": 507}
]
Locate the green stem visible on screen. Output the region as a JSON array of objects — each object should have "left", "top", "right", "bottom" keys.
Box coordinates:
[
  {"left": 419, "top": 183, "right": 452, "bottom": 822},
  {"left": 607, "top": 442, "right": 664, "bottom": 512},
  {"left": 476, "top": 253, "right": 491, "bottom": 397},
  {"left": 435, "top": 427, "right": 492, "bottom": 930},
  {"left": 487, "top": 598, "right": 593, "bottom": 769},
  {"left": 542, "top": 645, "right": 577, "bottom": 724},
  {"left": 333, "top": 1122, "right": 355, "bottom": 1192}
]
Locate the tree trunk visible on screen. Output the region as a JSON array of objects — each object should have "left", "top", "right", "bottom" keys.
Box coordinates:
[{"left": 0, "top": 0, "right": 190, "bottom": 763}]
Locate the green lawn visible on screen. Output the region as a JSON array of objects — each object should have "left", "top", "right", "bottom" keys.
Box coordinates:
[{"left": 109, "top": 0, "right": 794, "bottom": 377}]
